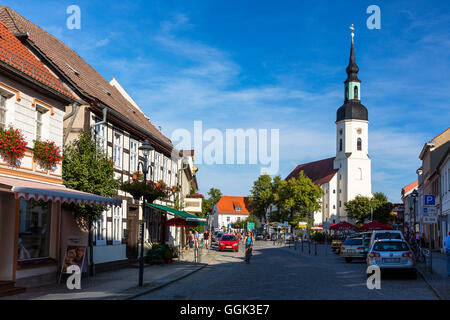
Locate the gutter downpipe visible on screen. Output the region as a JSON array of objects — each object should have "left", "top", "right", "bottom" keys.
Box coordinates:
[
  {"left": 89, "top": 106, "right": 108, "bottom": 132},
  {"left": 63, "top": 102, "right": 80, "bottom": 121}
]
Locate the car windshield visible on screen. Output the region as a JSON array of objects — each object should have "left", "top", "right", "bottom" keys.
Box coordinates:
[
  {"left": 221, "top": 236, "right": 236, "bottom": 241},
  {"left": 374, "top": 232, "right": 402, "bottom": 240},
  {"left": 343, "top": 238, "right": 363, "bottom": 245},
  {"left": 372, "top": 241, "right": 409, "bottom": 252}
]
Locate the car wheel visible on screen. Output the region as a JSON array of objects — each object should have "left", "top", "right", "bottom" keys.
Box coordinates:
[{"left": 345, "top": 258, "right": 352, "bottom": 263}]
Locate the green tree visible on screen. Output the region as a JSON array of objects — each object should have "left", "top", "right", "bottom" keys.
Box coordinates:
[
  {"left": 249, "top": 174, "right": 275, "bottom": 219},
  {"left": 344, "top": 195, "right": 372, "bottom": 224},
  {"left": 63, "top": 131, "right": 118, "bottom": 275},
  {"left": 63, "top": 131, "right": 118, "bottom": 224},
  {"left": 277, "top": 172, "right": 324, "bottom": 229},
  {"left": 344, "top": 192, "right": 394, "bottom": 224},
  {"left": 201, "top": 187, "right": 223, "bottom": 216}
]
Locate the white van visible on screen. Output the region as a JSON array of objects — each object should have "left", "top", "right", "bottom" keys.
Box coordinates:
[{"left": 369, "top": 230, "right": 405, "bottom": 249}]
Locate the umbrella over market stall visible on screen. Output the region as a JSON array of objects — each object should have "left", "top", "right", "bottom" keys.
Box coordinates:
[
  {"left": 329, "top": 221, "right": 359, "bottom": 231},
  {"left": 359, "top": 220, "right": 392, "bottom": 230}
]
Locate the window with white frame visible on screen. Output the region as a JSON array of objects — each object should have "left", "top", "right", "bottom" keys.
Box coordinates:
[
  {"left": 130, "top": 139, "right": 138, "bottom": 173},
  {"left": 112, "top": 206, "right": 122, "bottom": 245},
  {"left": 172, "top": 162, "right": 177, "bottom": 186},
  {"left": 94, "top": 122, "right": 107, "bottom": 153},
  {"left": 94, "top": 212, "right": 106, "bottom": 245},
  {"left": 163, "top": 157, "right": 169, "bottom": 184},
  {"left": 154, "top": 153, "right": 160, "bottom": 181},
  {"left": 113, "top": 131, "right": 122, "bottom": 169},
  {"left": 35, "top": 105, "right": 48, "bottom": 141},
  {"left": 0, "top": 94, "right": 7, "bottom": 129}
]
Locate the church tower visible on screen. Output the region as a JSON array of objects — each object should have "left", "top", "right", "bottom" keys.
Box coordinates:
[{"left": 333, "top": 27, "right": 372, "bottom": 221}]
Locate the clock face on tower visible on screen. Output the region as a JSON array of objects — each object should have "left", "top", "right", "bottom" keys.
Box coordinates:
[{"left": 357, "top": 128, "right": 362, "bottom": 134}]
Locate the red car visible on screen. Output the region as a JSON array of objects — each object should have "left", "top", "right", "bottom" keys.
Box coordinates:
[{"left": 218, "top": 234, "right": 239, "bottom": 252}]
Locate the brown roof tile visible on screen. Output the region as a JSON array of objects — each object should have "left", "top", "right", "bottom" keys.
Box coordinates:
[
  {"left": 286, "top": 157, "right": 338, "bottom": 186},
  {"left": 0, "top": 6, "right": 173, "bottom": 151}
]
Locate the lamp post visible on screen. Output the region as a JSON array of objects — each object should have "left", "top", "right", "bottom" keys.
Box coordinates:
[
  {"left": 411, "top": 189, "right": 419, "bottom": 238},
  {"left": 138, "top": 140, "right": 154, "bottom": 287}
]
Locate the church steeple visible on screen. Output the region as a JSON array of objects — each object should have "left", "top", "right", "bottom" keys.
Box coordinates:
[
  {"left": 345, "top": 38, "right": 360, "bottom": 83},
  {"left": 337, "top": 25, "right": 368, "bottom": 122}
]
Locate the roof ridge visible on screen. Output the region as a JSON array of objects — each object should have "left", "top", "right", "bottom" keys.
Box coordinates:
[{"left": 432, "top": 127, "right": 450, "bottom": 142}]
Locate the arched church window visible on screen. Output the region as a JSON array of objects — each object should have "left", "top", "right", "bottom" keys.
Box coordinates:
[
  {"left": 356, "top": 168, "right": 362, "bottom": 180},
  {"left": 354, "top": 85, "right": 358, "bottom": 99},
  {"left": 339, "top": 139, "right": 343, "bottom": 152},
  {"left": 357, "top": 138, "right": 362, "bottom": 151}
]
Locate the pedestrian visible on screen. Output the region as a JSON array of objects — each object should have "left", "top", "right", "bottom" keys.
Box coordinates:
[
  {"left": 444, "top": 231, "right": 450, "bottom": 277},
  {"left": 194, "top": 230, "right": 199, "bottom": 249},
  {"left": 199, "top": 231, "right": 204, "bottom": 247},
  {"left": 204, "top": 230, "right": 209, "bottom": 249},
  {"left": 188, "top": 230, "right": 194, "bottom": 252}
]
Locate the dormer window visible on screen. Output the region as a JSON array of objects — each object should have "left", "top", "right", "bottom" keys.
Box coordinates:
[{"left": 233, "top": 201, "right": 241, "bottom": 212}]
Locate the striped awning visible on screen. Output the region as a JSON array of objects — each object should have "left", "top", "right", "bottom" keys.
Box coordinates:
[{"left": 0, "top": 176, "right": 121, "bottom": 206}]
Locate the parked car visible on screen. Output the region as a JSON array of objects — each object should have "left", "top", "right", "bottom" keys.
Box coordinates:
[
  {"left": 366, "top": 239, "right": 416, "bottom": 278},
  {"left": 212, "top": 231, "right": 224, "bottom": 245},
  {"left": 331, "top": 235, "right": 347, "bottom": 253},
  {"left": 255, "top": 233, "right": 264, "bottom": 241},
  {"left": 283, "top": 233, "right": 293, "bottom": 241},
  {"left": 218, "top": 234, "right": 239, "bottom": 252},
  {"left": 369, "top": 230, "right": 405, "bottom": 248},
  {"left": 340, "top": 237, "right": 366, "bottom": 263}
]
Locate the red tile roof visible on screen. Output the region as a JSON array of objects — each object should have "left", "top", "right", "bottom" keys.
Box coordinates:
[
  {"left": 0, "top": 20, "right": 74, "bottom": 99},
  {"left": 0, "top": 6, "right": 173, "bottom": 153},
  {"left": 286, "top": 157, "right": 338, "bottom": 186},
  {"left": 216, "top": 196, "right": 250, "bottom": 215},
  {"left": 402, "top": 180, "right": 418, "bottom": 195}
]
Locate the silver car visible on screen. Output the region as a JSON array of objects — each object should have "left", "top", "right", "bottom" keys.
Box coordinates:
[
  {"left": 366, "top": 239, "right": 416, "bottom": 278},
  {"left": 340, "top": 237, "right": 366, "bottom": 262}
]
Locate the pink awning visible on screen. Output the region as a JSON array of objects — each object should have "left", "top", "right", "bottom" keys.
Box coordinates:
[{"left": 0, "top": 176, "right": 121, "bottom": 206}]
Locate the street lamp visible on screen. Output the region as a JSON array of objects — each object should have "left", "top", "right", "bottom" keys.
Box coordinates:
[
  {"left": 138, "top": 139, "right": 154, "bottom": 287},
  {"left": 411, "top": 189, "right": 419, "bottom": 237}
]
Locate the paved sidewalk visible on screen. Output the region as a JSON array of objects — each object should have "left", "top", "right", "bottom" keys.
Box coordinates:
[
  {"left": 1, "top": 248, "right": 216, "bottom": 300},
  {"left": 416, "top": 252, "right": 450, "bottom": 300}
]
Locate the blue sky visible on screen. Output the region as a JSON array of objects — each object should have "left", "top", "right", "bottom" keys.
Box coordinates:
[{"left": 4, "top": 0, "right": 449, "bottom": 202}]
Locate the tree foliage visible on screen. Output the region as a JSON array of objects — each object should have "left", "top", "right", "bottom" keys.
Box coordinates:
[
  {"left": 201, "top": 188, "right": 223, "bottom": 216},
  {"left": 276, "top": 172, "right": 324, "bottom": 228},
  {"left": 62, "top": 131, "right": 118, "bottom": 226},
  {"left": 249, "top": 174, "right": 275, "bottom": 219},
  {"left": 344, "top": 192, "right": 394, "bottom": 224}
]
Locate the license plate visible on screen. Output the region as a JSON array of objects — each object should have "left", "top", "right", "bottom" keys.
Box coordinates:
[
  {"left": 382, "top": 258, "right": 400, "bottom": 263},
  {"left": 346, "top": 249, "right": 355, "bottom": 253},
  {"left": 226, "top": 246, "right": 232, "bottom": 249}
]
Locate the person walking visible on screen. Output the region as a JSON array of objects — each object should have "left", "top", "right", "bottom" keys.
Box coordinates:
[
  {"left": 188, "top": 230, "right": 194, "bottom": 252},
  {"left": 199, "top": 231, "right": 204, "bottom": 247},
  {"left": 444, "top": 231, "right": 450, "bottom": 277},
  {"left": 194, "top": 230, "right": 200, "bottom": 249},
  {"left": 204, "top": 230, "right": 209, "bottom": 249}
]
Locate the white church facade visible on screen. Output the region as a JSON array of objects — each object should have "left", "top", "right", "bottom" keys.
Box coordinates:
[{"left": 286, "top": 35, "right": 372, "bottom": 225}]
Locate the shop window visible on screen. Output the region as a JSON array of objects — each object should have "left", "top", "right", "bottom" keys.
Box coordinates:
[
  {"left": 94, "top": 212, "right": 106, "bottom": 246},
  {"left": 112, "top": 206, "right": 122, "bottom": 245},
  {"left": 18, "top": 199, "right": 52, "bottom": 261}
]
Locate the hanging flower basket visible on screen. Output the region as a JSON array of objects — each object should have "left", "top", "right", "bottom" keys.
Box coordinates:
[
  {"left": 32, "top": 140, "right": 62, "bottom": 170},
  {"left": 119, "top": 178, "right": 178, "bottom": 202},
  {"left": 0, "top": 126, "right": 28, "bottom": 166}
]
